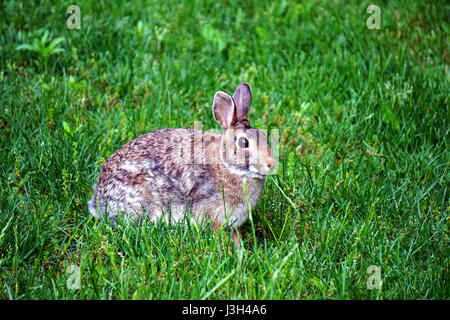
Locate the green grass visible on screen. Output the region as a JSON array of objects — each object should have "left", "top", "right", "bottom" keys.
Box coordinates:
[{"left": 0, "top": 0, "right": 449, "bottom": 299}]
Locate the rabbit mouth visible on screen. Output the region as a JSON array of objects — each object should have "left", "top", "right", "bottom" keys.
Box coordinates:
[
  {"left": 221, "top": 160, "right": 266, "bottom": 179},
  {"left": 246, "top": 171, "right": 266, "bottom": 179},
  {"left": 247, "top": 165, "right": 268, "bottom": 179}
]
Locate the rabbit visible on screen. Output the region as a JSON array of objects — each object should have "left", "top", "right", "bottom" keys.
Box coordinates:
[{"left": 88, "top": 83, "right": 277, "bottom": 245}]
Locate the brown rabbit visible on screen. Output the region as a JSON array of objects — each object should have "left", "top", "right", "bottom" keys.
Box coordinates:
[{"left": 88, "top": 83, "right": 276, "bottom": 245}]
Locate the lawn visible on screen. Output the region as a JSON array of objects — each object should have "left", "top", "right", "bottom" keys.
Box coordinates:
[{"left": 0, "top": 0, "right": 448, "bottom": 299}]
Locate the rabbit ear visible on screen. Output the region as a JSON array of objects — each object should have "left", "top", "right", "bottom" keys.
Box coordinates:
[
  {"left": 232, "top": 82, "right": 252, "bottom": 122},
  {"left": 212, "top": 91, "right": 237, "bottom": 129}
]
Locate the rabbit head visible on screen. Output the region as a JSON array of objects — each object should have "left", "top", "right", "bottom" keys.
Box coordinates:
[{"left": 212, "top": 83, "right": 277, "bottom": 179}]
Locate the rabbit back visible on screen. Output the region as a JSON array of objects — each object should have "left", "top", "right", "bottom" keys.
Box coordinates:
[{"left": 89, "top": 128, "right": 263, "bottom": 225}]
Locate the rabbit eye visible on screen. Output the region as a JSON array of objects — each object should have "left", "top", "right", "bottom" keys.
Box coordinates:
[{"left": 238, "top": 137, "right": 249, "bottom": 148}]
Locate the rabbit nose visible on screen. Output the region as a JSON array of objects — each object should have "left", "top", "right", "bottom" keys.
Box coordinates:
[{"left": 266, "top": 158, "right": 276, "bottom": 171}]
